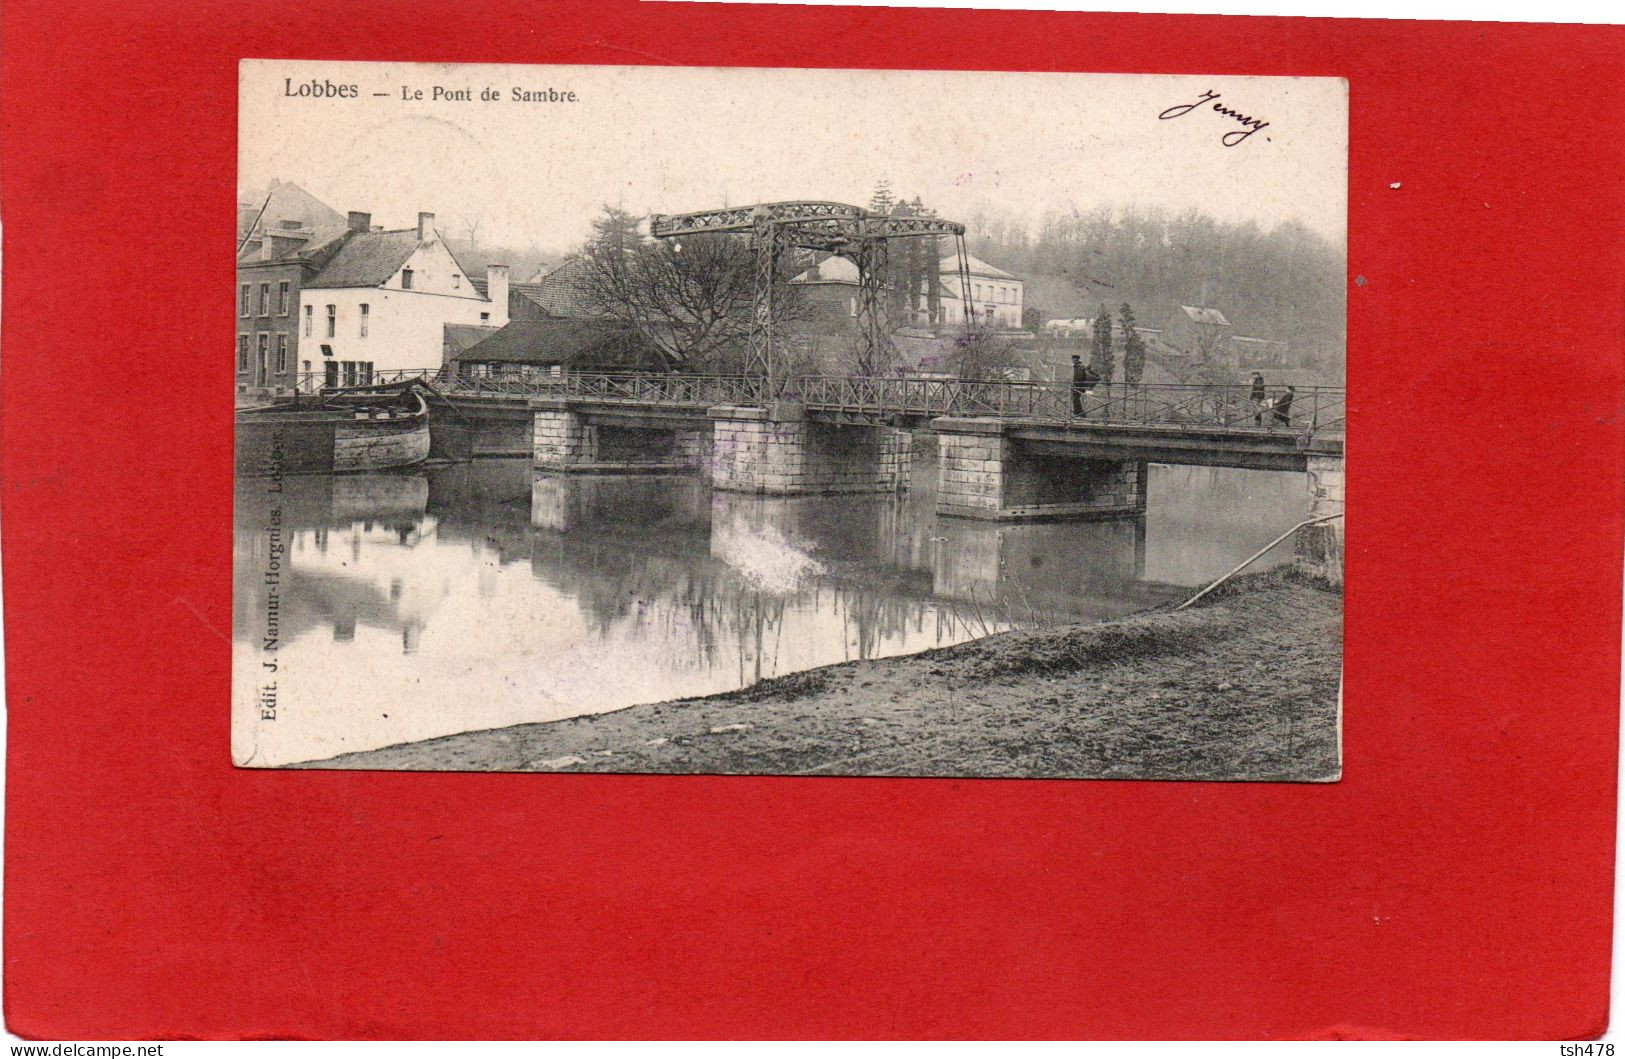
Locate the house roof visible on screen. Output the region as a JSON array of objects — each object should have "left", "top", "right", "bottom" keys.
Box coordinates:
[
  {"left": 471, "top": 278, "right": 552, "bottom": 315},
  {"left": 444, "top": 324, "right": 502, "bottom": 356},
  {"left": 307, "top": 229, "right": 421, "bottom": 289},
  {"left": 531, "top": 259, "right": 599, "bottom": 318},
  {"left": 237, "top": 222, "right": 351, "bottom": 266},
  {"left": 236, "top": 180, "right": 344, "bottom": 236},
  {"left": 792, "top": 255, "right": 860, "bottom": 285},
  {"left": 1179, "top": 305, "right": 1231, "bottom": 327},
  {"left": 454, "top": 317, "right": 651, "bottom": 366},
  {"left": 940, "top": 255, "right": 1019, "bottom": 281}
]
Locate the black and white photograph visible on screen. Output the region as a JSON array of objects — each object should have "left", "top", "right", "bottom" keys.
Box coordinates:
[{"left": 233, "top": 59, "right": 1346, "bottom": 779}]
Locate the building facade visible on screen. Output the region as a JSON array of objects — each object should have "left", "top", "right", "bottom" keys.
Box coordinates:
[
  {"left": 303, "top": 212, "right": 509, "bottom": 382},
  {"left": 937, "top": 255, "right": 1025, "bottom": 330},
  {"left": 235, "top": 215, "right": 354, "bottom": 395},
  {"left": 789, "top": 252, "right": 1027, "bottom": 334}
]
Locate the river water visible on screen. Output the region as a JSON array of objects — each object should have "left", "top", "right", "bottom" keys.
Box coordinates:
[{"left": 233, "top": 447, "right": 1309, "bottom": 766}]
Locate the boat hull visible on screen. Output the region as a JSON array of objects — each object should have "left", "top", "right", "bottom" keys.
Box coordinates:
[{"left": 236, "top": 392, "right": 431, "bottom": 476}]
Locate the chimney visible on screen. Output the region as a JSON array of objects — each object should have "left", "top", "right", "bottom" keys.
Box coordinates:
[
  {"left": 486, "top": 264, "right": 510, "bottom": 327},
  {"left": 417, "top": 212, "right": 436, "bottom": 241},
  {"left": 347, "top": 211, "right": 371, "bottom": 234}
]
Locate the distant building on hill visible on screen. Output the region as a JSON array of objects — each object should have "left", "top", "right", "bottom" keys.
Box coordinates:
[
  {"left": 789, "top": 251, "right": 1027, "bottom": 339},
  {"left": 1166, "top": 304, "right": 1233, "bottom": 361}
]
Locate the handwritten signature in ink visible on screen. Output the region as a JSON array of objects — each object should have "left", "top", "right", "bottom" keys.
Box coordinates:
[{"left": 1159, "top": 90, "right": 1271, "bottom": 147}]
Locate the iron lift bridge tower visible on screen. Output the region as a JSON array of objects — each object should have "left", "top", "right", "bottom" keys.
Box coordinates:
[{"left": 649, "top": 201, "right": 973, "bottom": 398}]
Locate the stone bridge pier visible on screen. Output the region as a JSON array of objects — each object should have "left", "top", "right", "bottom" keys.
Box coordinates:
[
  {"left": 1295, "top": 453, "right": 1345, "bottom": 586},
  {"left": 932, "top": 419, "right": 1148, "bottom": 520},
  {"left": 531, "top": 398, "right": 711, "bottom": 474},
  {"left": 708, "top": 404, "right": 912, "bottom": 495}
]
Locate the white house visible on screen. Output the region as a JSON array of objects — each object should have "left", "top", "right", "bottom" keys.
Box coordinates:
[
  {"left": 937, "top": 255, "right": 1024, "bottom": 329},
  {"left": 302, "top": 212, "right": 509, "bottom": 381},
  {"left": 788, "top": 252, "right": 1026, "bottom": 332}
]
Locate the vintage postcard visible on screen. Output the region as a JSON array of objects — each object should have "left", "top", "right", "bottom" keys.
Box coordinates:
[{"left": 233, "top": 59, "right": 1346, "bottom": 778}]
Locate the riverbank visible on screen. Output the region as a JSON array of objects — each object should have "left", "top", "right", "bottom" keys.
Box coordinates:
[{"left": 302, "top": 567, "right": 1340, "bottom": 781}]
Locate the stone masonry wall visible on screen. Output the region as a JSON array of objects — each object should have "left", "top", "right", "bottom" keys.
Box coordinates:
[
  {"left": 936, "top": 428, "right": 1009, "bottom": 518},
  {"left": 532, "top": 407, "right": 594, "bottom": 470},
  {"left": 1296, "top": 453, "right": 1345, "bottom": 586},
  {"left": 672, "top": 427, "right": 713, "bottom": 471},
  {"left": 709, "top": 406, "right": 910, "bottom": 495},
  {"left": 935, "top": 420, "right": 1144, "bottom": 521}
]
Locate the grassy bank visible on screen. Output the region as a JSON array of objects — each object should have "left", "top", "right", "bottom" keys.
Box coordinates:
[{"left": 301, "top": 568, "right": 1340, "bottom": 781}]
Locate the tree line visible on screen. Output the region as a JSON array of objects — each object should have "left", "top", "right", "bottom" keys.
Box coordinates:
[{"left": 960, "top": 203, "right": 1346, "bottom": 369}]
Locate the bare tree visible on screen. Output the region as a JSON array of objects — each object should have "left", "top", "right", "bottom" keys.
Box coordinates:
[
  {"left": 949, "top": 324, "right": 1023, "bottom": 381},
  {"left": 1189, "top": 316, "right": 1229, "bottom": 363},
  {"left": 575, "top": 207, "right": 791, "bottom": 373}
]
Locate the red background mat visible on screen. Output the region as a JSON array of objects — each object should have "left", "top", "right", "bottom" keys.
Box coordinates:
[{"left": 3, "top": 0, "right": 1622, "bottom": 1040}]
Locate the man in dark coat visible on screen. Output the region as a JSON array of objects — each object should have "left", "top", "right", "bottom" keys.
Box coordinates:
[
  {"left": 1070, "top": 354, "right": 1098, "bottom": 416},
  {"left": 1271, "top": 385, "right": 1296, "bottom": 427},
  {"left": 1250, "top": 372, "right": 1267, "bottom": 425}
]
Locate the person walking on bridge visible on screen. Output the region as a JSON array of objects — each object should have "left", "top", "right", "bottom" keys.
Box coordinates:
[
  {"left": 1271, "top": 385, "right": 1296, "bottom": 428},
  {"left": 1250, "top": 372, "right": 1267, "bottom": 425},
  {"left": 1070, "top": 354, "right": 1099, "bottom": 417}
]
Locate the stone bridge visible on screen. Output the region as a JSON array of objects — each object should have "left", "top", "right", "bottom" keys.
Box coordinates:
[{"left": 383, "top": 370, "right": 1344, "bottom": 579}]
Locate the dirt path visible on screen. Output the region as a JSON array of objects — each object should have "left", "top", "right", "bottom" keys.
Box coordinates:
[{"left": 301, "top": 570, "right": 1341, "bottom": 781}]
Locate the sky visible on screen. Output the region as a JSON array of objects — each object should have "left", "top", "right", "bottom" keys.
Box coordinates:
[{"left": 240, "top": 60, "right": 1346, "bottom": 254}]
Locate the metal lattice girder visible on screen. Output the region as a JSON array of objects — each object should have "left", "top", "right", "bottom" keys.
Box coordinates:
[
  {"left": 651, "top": 201, "right": 869, "bottom": 239},
  {"left": 860, "top": 215, "right": 966, "bottom": 239},
  {"left": 648, "top": 201, "right": 971, "bottom": 396},
  {"left": 749, "top": 218, "right": 788, "bottom": 386},
  {"left": 854, "top": 238, "right": 890, "bottom": 377},
  {"left": 650, "top": 201, "right": 965, "bottom": 248}
]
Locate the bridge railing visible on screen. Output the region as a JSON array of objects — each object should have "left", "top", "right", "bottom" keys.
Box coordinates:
[
  {"left": 294, "top": 368, "right": 449, "bottom": 393},
  {"left": 293, "top": 369, "right": 768, "bottom": 404},
  {"left": 289, "top": 369, "right": 1344, "bottom": 436},
  {"left": 545, "top": 372, "right": 767, "bottom": 405},
  {"left": 790, "top": 376, "right": 1345, "bottom": 436}
]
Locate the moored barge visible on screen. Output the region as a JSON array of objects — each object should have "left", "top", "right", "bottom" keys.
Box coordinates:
[{"left": 235, "top": 380, "right": 431, "bottom": 476}]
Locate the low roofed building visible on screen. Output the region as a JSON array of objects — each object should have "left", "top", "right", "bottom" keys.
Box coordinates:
[{"left": 448, "top": 318, "right": 664, "bottom": 380}]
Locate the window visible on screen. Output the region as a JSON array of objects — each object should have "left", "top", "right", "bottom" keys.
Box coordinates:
[
  {"left": 240, "top": 285, "right": 251, "bottom": 317},
  {"left": 275, "top": 334, "right": 288, "bottom": 372},
  {"left": 360, "top": 361, "right": 374, "bottom": 385},
  {"left": 303, "top": 304, "right": 313, "bottom": 336},
  {"left": 278, "top": 281, "right": 290, "bottom": 315},
  {"left": 400, "top": 268, "right": 413, "bottom": 290},
  {"left": 341, "top": 361, "right": 358, "bottom": 387},
  {"left": 479, "top": 312, "right": 489, "bottom": 323},
  {"left": 359, "top": 303, "right": 369, "bottom": 338},
  {"left": 452, "top": 274, "right": 460, "bottom": 288},
  {"left": 237, "top": 334, "right": 249, "bottom": 372},
  {"left": 301, "top": 360, "right": 311, "bottom": 374},
  {"left": 259, "top": 283, "right": 270, "bottom": 316},
  {"left": 325, "top": 305, "right": 336, "bottom": 338},
  {"left": 257, "top": 332, "right": 269, "bottom": 368}
]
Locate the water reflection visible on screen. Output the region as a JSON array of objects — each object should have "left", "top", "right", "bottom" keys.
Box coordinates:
[{"left": 233, "top": 452, "right": 1307, "bottom": 766}]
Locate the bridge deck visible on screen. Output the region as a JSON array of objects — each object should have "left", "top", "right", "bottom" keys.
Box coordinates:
[{"left": 339, "top": 370, "right": 1344, "bottom": 468}]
